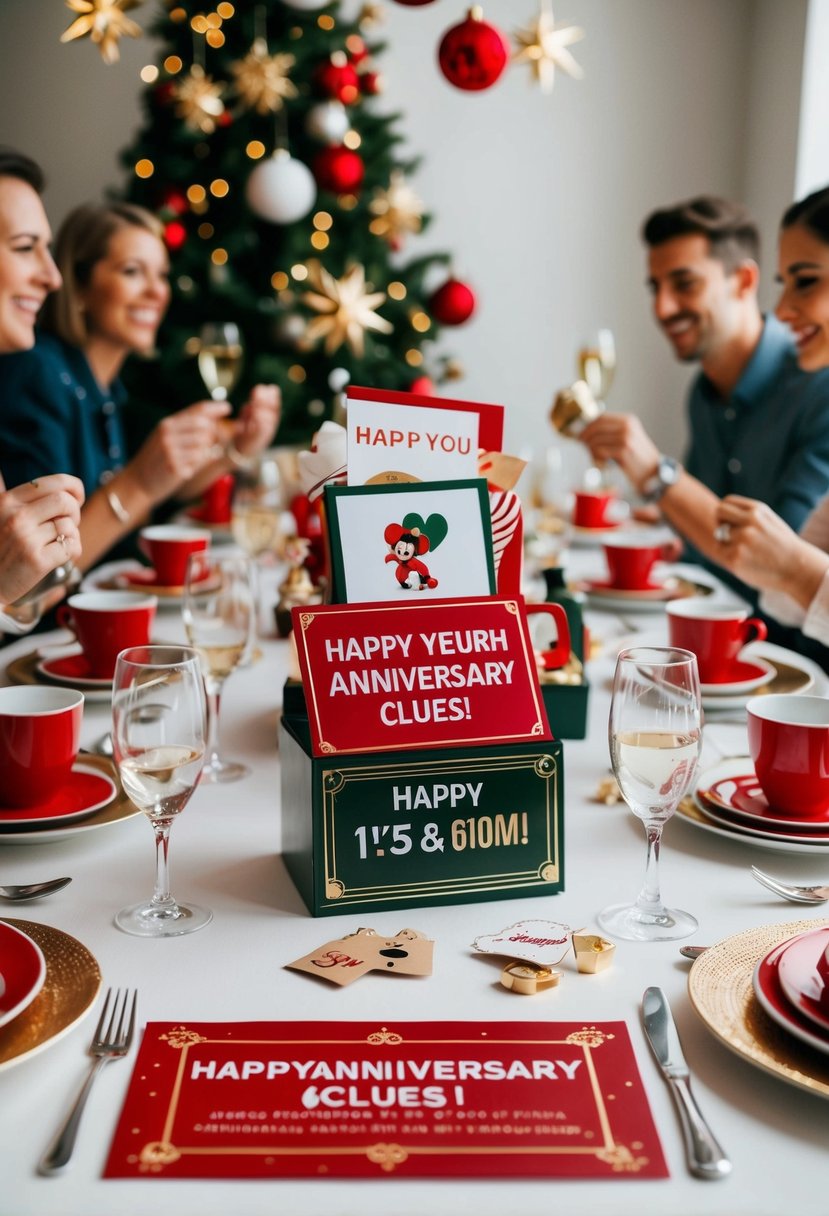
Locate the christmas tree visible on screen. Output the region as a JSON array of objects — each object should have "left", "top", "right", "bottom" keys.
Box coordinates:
[{"left": 117, "top": 0, "right": 466, "bottom": 444}]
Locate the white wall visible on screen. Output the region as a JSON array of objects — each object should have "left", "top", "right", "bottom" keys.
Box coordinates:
[
  {"left": 796, "top": 0, "right": 829, "bottom": 198},
  {"left": 0, "top": 0, "right": 812, "bottom": 481}
]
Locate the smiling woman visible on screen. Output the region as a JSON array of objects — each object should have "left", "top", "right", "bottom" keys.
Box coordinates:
[{"left": 0, "top": 199, "right": 281, "bottom": 572}]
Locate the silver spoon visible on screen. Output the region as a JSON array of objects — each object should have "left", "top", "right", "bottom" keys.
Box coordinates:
[
  {"left": 0, "top": 877, "right": 72, "bottom": 902},
  {"left": 679, "top": 945, "right": 708, "bottom": 960},
  {"left": 751, "top": 866, "right": 829, "bottom": 905}
]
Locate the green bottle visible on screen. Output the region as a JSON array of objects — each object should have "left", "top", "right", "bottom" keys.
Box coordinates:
[{"left": 541, "top": 565, "right": 586, "bottom": 664}]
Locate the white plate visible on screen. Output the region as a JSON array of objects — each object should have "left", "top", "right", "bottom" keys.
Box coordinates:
[
  {"left": 81, "top": 559, "right": 183, "bottom": 610},
  {"left": 693, "top": 790, "right": 829, "bottom": 846},
  {"left": 579, "top": 566, "right": 718, "bottom": 614},
  {"left": 699, "top": 655, "right": 777, "bottom": 696},
  {"left": 678, "top": 794, "right": 829, "bottom": 854}
]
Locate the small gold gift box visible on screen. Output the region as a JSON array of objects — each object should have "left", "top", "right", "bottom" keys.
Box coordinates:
[
  {"left": 500, "top": 963, "right": 562, "bottom": 996},
  {"left": 573, "top": 933, "right": 615, "bottom": 974}
]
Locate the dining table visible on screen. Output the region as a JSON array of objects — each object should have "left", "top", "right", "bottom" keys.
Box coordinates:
[{"left": 1, "top": 553, "right": 828, "bottom": 1216}]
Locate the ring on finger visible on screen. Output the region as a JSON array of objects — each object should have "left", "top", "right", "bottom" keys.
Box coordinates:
[{"left": 714, "top": 522, "right": 732, "bottom": 544}]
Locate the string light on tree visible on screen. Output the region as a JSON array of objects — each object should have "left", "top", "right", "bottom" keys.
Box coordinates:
[
  {"left": 438, "top": 6, "right": 509, "bottom": 92},
  {"left": 512, "top": 1, "right": 585, "bottom": 93},
  {"left": 302, "top": 261, "right": 393, "bottom": 357},
  {"left": 60, "top": 0, "right": 143, "bottom": 64}
]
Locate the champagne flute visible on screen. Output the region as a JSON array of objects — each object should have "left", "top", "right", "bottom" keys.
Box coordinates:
[
  {"left": 598, "top": 646, "right": 702, "bottom": 942},
  {"left": 182, "top": 551, "right": 256, "bottom": 783},
  {"left": 231, "top": 455, "right": 283, "bottom": 560},
  {"left": 198, "top": 322, "right": 243, "bottom": 401},
  {"left": 112, "top": 645, "right": 210, "bottom": 937},
  {"left": 577, "top": 328, "right": 616, "bottom": 405}
]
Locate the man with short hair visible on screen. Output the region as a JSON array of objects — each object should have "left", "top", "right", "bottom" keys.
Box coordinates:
[{"left": 580, "top": 196, "right": 829, "bottom": 590}]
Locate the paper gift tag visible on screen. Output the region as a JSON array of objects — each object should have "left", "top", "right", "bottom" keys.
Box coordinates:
[
  {"left": 472, "top": 919, "right": 572, "bottom": 967},
  {"left": 287, "top": 927, "right": 434, "bottom": 987}
]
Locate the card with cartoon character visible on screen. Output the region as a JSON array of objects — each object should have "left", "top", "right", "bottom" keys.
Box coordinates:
[
  {"left": 325, "top": 479, "right": 495, "bottom": 604},
  {"left": 287, "top": 927, "right": 434, "bottom": 987}
]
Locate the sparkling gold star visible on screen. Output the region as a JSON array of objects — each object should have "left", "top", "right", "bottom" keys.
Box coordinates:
[
  {"left": 231, "top": 39, "right": 297, "bottom": 115},
  {"left": 173, "top": 66, "right": 225, "bottom": 134},
  {"left": 302, "top": 261, "right": 393, "bottom": 358},
  {"left": 60, "top": 0, "right": 143, "bottom": 65},
  {"left": 368, "top": 171, "right": 424, "bottom": 247},
  {"left": 512, "top": 4, "right": 584, "bottom": 93}
]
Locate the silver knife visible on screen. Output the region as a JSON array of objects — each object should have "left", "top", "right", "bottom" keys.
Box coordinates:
[{"left": 642, "top": 986, "right": 732, "bottom": 1180}]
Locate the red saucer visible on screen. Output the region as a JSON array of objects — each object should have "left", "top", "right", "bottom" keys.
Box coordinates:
[
  {"left": 581, "top": 577, "right": 672, "bottom": 601},
  {"left": 701, "top": 772, "right": 829, "bottom": 831},
  {"left": 39, "top": 652, "right": 112, "bottom": 689},
  {"left": 0, "top": 765, "right": 117, "bottom": 829},
  {"left": 701, "top": 658, "right": 772, "bottom": 685}
]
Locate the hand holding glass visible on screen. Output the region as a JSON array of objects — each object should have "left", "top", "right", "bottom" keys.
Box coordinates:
[
  {"left": 198, "top": 322, "right": 243, "bottom": 401},
  {"left": 599, "top": 646, "right": 701, "bottom": 941},
  {"left": 112, "top": 645, "right": 210, "bottom": 937},
  {"left": 183, "top": 551, "right": 256, "bottom": 783}
]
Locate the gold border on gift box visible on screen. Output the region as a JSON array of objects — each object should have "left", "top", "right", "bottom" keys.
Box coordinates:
[
  {"left": 0, "top": 918, "right": 101, "bottom": 1070},
  {"left": 320, "top": 750, "right": 561, "bottom": 906},
  {"left": 688, "top": 918, "right": 829, "bottom": 1099}
]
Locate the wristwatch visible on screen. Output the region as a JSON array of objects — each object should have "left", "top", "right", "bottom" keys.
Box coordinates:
[{"left": 641, "top": 455, "right": 682, "bottom": 502}]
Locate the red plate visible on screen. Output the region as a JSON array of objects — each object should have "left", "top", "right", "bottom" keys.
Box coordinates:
[
  {"left": 701, "top": 771, "right": 829, "bottom": 832},
  {"left": 0, "top": 764, "right": 117, "bottom": 829},
  {"left": 699, "top": 657, "right": 776, "bottom": 695},
  {"left": 0, "top": 921, "right": 46, "bottom": 1029},
  {"left": 37, "top": 651, "right": 112, "bottom": 690},
  {"left": 777, "top": 926, "right": 829, "bottom": 1035},
  {"left": 754, "top": 933, "right": 829, "bottom": 1057},
  {"left": 580, "top": 577, "right": 672, "bottom": 601}
]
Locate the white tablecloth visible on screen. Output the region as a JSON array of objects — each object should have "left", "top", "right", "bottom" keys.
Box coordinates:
[{"left": 1, "top": 564, "right": 828, "bottom": 1216}]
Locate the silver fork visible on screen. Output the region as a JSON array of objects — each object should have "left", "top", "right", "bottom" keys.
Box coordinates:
[
  {"left": 38, "top": 988, "right": 137, "bottom": 1175},
  {"left": 751, "top": 865, "right": 829, "bottom": 905}
]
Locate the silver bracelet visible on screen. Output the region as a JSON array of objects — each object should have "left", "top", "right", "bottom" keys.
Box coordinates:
[{"left": 104, "top": 486, "right": 131, "bottom": 524}]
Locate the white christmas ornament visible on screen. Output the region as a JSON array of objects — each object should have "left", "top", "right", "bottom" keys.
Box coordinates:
[
  {"left": 245, "top": 150, "right": 316, "bottom": 224},
  {"left": 328, "top": 367, "right": 350, "bottom": 392},
  {"left": 281, "top": 0, "right": 330, "bottom": 9},
  {"left": 305, "top": 100, "right": 350, "bottom": 144}
]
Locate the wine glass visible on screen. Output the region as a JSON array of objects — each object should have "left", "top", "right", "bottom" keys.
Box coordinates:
[
  {"left": 182, "top": 551, "right": 256, "bottom": 783},
  {"left": 598, "top": 646, "right": 702, "bottom": 942},
  {"left": 231, "top": 455, "right": 283, "bottom": 560},
  {"left": 577, "top": 328, "right": 616, "bottom": 405},
  {"left": 112, "top": 645, "right": 210, "bottom": 937},
  {"left": 198, "top": 322, "right": 243, "bottom": 401}
]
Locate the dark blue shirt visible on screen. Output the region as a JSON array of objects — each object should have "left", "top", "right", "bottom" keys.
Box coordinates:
[{"left": 0, "top": 333, "right": 127, "bottom": 493}]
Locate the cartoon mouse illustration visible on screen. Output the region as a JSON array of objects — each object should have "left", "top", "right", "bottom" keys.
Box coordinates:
[{"left": 384, "top": 523, "right": 438, "bottom": 590}]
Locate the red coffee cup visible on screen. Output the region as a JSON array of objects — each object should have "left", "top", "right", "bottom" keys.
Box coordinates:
[
  {"left": 573, "top": 490, "right": 616, "bottom": 530},
  {"left": 525, "top": 603, "right": 571, "bottom": 670},
  {"left": 0, "top": 686, "right": 83, "bottom": 807},
  {"left": 57, "top": 591, "right": 157, "bottom": 679},
  {"left": 199, "top": 473, "right": 235, "bottom": 525},
  {"left": 747, "top": 694, "right": 829, "bottom": 818},
  {"left": 666, "top": 599, "right": 767, "bottom": 683},
  {"left": 139, "top": 525, "right": 211, "bottom": 587},
  {"left": 602, "top": 537, "right": 674, "bottom": 591}
]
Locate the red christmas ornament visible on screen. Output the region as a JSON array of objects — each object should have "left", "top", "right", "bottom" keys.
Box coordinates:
[
  {"left": 161, "top": 189, "right": 188, "bottom": 215},
  {"left": 313, "top": 55, "right": 360, "bottom": 105},
  {"left": 429, "top": 277, "right": 477, "bottom": 325},
  {"left": 346, "top": 35, "right": 369, "bottom": 64},
  {"left": 313, "top": 145, "right": 365, "bottom": 193},
  {"left": 409, "top": 376, "right": 435, "bottom": 395},
  {"left": 154, "top": 82, "right": 175, "bottom": 105},
  {"left": 163, "top": 220, "right": 187, "bottom": 251},
  {"left": 438, "top": 7, "right": 508, "bottom": 92},
  {"left": 359, "top": 69, "right": 384, "bottom": 95}
]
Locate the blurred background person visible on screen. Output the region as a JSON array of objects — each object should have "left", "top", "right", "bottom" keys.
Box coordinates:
[
  {"left": 0, "top": 147, "right": 83, "bottom": 631},
  {"left": 0, "top": 200, "right": 280, "bottom": 573}
]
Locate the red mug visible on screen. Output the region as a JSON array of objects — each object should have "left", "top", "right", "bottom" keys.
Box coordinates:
[
  {"left": 0, "top": 686, "right": 83, "bottom": 807},
  {"left": 139, "top": 525, "right": 211, "bottom": 587},
  {"left": 198, "top": 473, "right": 235, "bottom": 525},
  {"left": 57, "top": 591, "right": 157, "bottom": 679},
  {"left": 666, "top": 599, "right": 767, "bottom": 683},
  {"left": 573, "top": 490, "right": 616, "bottom": 530},
  {"left": 525, "top": 603, "right": 572, "bottom": 671},
  {"left": 747, "top": 694, "right": 829, "bottom": 818},
  {"left": 602, "top": 538, "right": 674, "bottom": 591}
]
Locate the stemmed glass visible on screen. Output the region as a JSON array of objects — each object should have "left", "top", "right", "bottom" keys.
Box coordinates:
[
  {"left": 231, "top": 455, "right": 283, "bottom": 561},
  {"left": 112, "top": 645, "right": 210, "bottom": 937},
  {"left": 598, "top": 646, "right": 702, "bottom": 942},
  {"left": 198, "top": 322, "right": 243, "bottom": 401},
  {"left": 182, "top": 551, "right": 256, "bottom": 783},
  {"left": 577, "top": 328, "right": 616, "bottom": 406}
]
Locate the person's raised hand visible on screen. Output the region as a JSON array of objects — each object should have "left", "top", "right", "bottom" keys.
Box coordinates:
[
  {"left": 129, "top": 400, "right": 232, "bottom": 504},
  {"left": 0, "top": 473, "right": 84, "bottom": 605},
  {"left": 579, "top": 413, "right": 661, "bottom": 492},
  {"left": 230, "top": 384, "right": 281, "bottom": 460}
]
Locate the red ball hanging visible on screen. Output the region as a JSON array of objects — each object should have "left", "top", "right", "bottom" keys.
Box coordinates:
[
  {"left": 429, "top": 278, "right": 477, "bottom": 325},
  {"left": 359, "top": 69, "right": 384, "bottom": 95},
  {"left": 409, "top": 376, "right": 435, "bottom": 395},
  {"left": 438, "top": 7, "right": 508, "bottom": 91},
  {"left": 313, "top": 145, "right": 365, "bottom": 193},
  {"left": 163, "top": 220, "right": 187, "bottom": 251},
  {"left": 392, "top": 1, "right": 438, "bottom": 5},
  {"left": 313, "top": 55, "right": 361, "bottom": 105},
  {"left": 161, "top": 189, "right": 188, "bottom": 215}
]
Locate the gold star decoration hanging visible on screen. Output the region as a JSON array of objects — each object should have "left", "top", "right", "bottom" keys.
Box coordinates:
[
  {"left": 358, "top": 4, "right": 385, "bottom": 29},
  {"left": 513, "top": 4, "right": 585, "bottom": 93},
  {"left": 60, "top": 0, "right": 143, "bottom": 65},
  {"left": 173, "top": 66, "right": 226, "bottom": 134},
  {"left": 231, "top": 39, "right": 298, "bottom": 115},
  {"left": 368, "top": 172, "right": 424, "bottom": 248},
  {"left": 302, "top": 261, "right": 393, "bottom": 358}
]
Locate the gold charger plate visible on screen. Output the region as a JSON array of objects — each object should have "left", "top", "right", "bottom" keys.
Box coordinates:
[
  {"left": 688, "top": 918, "right": 829, "bottom": 1098},
  {"left": 0, "top": 918, "right": 101, "bottom": 1071},
  {"left": 0, "top": 753, "right": 141, "bottom": 844}
]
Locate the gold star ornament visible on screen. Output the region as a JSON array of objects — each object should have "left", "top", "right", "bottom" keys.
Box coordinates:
[
  {"left": 173, "top": 66, "right": 226, "bottom": 134},
  {"left": 231, "top": 39, "right": 298, "bottom": 114},
  {"left": 369, "top": 171, "right": 424, "bottom": 247},
  {"left": 513, "top": 3, "right": 585, "bottom": 93},
  {"left": 302, "top": 261, "right": 393, "bottom": 358},
  {"left": 60, "top": 0, "right": 143, "bottom": 65}
]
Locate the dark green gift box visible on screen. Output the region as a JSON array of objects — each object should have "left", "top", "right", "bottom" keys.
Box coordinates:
[{"left": 280, "top": 715, "right": 565, "bottom": 917}]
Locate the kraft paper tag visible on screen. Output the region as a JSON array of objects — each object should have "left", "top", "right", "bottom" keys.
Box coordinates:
[{"left": 287, "top": 927, "right": 434, "bottom": 987}]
